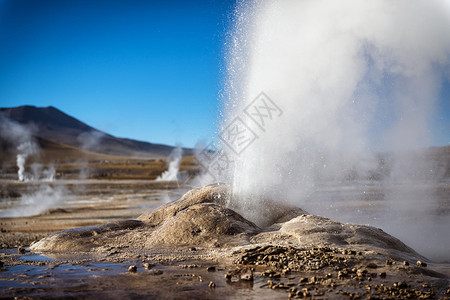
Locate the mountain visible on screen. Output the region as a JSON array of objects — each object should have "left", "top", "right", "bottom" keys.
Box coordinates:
[{"left": 0, "top": 105, "right": 189, "bottom": 158}]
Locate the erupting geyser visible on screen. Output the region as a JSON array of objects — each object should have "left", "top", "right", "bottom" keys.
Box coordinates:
[{"left": 214, "top": 0, "right": 450, "bottom": 259}]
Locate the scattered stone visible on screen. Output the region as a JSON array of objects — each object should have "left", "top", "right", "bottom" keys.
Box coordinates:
[
  {"left": 208, "top": 281, "right": 215, "bottom": 289},
  {"left": 366, "top": 262, "right": 377, "bottom": 268},
  {"left": 206, "top": 266, "right": 216, "bottom": 272},
  {"left": 416, "top": 260, "right": 427, "bottom": 267},
  {"left": 393, "top": 281, "right": 407, "bottom": 289},
  {"left": 18, "top": 246, "right": 26, "bottom": 254},
  {"left": 180, "top": 264, "right": 200, "bottom": 268},
  {"left": 403, "top": 260, "right": 409, "bottom": 266},
  {"left": 299, "top": 277, "right": 308, "bottom": 283},
  {"left": 240, "top": 269, "right": 253, "bottom": 281},
  {"left": 143, "top": 262, "right": 153, "bottom": 269},
  {"left": 379, "top": 272, "right": 386, "bottom": 278},
  {"left": 128, "top": 265, "right": 137, "bottom": 272},
  {"left": 190, "top": 247, "right": 197, "bottom": 251},
  {"left": 261, "top": 269, "right": 280, "bottom": 278},
  {"left": 0, "top": 261, "right": 3, "bottom": 267}
]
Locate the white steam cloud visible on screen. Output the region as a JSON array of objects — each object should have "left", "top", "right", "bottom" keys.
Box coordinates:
[
  {"left": 77, "top": 130, "right": 105, "bottom": 152},
  {"left": 0, "top": 114, "right": 38, "bottom": 181},
  {"left": 1, "top": 114, "right": 68, "bottom": 217},
  {"left": 0, "top": 184, "right": 69, "bottom": 218},
  {"left": 156, "top": 146, "right": 183, "bottom": 181},
  {"left": 218, "top": 0, "right": 450, "bottom": 260}
]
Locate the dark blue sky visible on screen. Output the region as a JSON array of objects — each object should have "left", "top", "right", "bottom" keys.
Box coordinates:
[{"left": 0, "top": 0, "right": 235, "bottom": 147}]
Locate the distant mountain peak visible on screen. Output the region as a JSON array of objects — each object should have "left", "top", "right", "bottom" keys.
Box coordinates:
[{"left": 0, "top": 105, "right": 184, "bottom": 158}]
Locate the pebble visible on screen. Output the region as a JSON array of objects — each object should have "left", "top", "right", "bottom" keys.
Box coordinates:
[
  {"left": 208, "top": 281, "right": 215, "bottom": 289},
  {"left": 240, "top": 269, "right": 253, "bottom": 281},
  {"left": 143, "top": 263, "right": 153, "bottom": 269},
  {"left": 128, "top": 265, "right": 137, "bottom": 272},
  {"left": 206, "top": 266, "right": 216, "bottom": 272},
  {"left": 416, "top": 260, "right": 427, "bottom": 267},
  {"left": 18, "top": 246, "right": 26, "bottom": 254},
  {"left": 0, "top": 261, "right": 3, "bottom": 267},
  {"left": 366, "top": 263, "right": 377, "bottom": 269}
]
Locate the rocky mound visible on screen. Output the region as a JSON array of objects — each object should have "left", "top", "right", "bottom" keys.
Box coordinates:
[{"left": 31, "top": 184, "right": 421, "bottom": 261}]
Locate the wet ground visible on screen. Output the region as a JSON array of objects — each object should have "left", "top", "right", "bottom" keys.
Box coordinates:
[
  {"left": 1, "top": 179, "right": 449, "bottom": 298},
  {"left": 1, "top": 245, "right": 449, "bottom": 299},
  {"left": 0, "top": 248, "right": 291, "bottom": 299}
]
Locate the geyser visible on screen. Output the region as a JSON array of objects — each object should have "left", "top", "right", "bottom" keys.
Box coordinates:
[
  {"left": 217, "top": 0, "right": 450, "bottom": 260},
  {"left": 156, "top": 146, "right": 183, "bottom": 181}
]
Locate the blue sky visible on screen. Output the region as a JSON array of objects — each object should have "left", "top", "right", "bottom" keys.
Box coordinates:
[
  {"left": 0, "top": 0, "right": 448, "bottom": 148},
  {"left": 0, "top": 0, "right": 235, "bottom": 147}
]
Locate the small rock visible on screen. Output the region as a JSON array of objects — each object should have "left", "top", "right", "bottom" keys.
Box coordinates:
[
  {"left": 0, "top": 261, "right": 3, "bottom": 267},
  {"left": 366, "top": 263, "right": 377, "bottom": 269},
  {"left": 18, "top": 246, "right": 26, "bottom": 254},
  {"left": 128, "top": 265, "right": 137, "bottom": 272},
  {"left": 396, "top": 281, "right": 407, "bottom": 289},
  {"left": 207, "top": 266, "right": 216, "bottom": 272},
  {"left": 190, "top": 247, "right": 197, "bottom": 251},
  {"left": 240, "top": 269, "right": 253, "bottom": 281},
  {"left": 208, "top": 281, "right": 216, "bottom": 289},
  {"left": 379, "top": 272, "right": 386, "bottom": 278},
  {"left": 143, "top": 263, "right": 153, "bottom": 269},
  {"left": 416, "top": 260, "right": 427, "bottom": 267},
  {"left": 403, "top": 261, "right": 409, "bottom": 266}
]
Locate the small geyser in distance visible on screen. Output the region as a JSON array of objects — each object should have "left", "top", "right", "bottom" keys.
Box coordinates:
[
  {"left": 217, "top": 0, "right": 450, "bottom": 260},
  {"left": 156, "top": 146, "right": 183, "bottom": 181}
]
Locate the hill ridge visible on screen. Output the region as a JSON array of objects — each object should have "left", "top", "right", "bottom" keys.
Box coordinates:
[{"left": 0, "top": 105, "right": 189, "bottom": 158}]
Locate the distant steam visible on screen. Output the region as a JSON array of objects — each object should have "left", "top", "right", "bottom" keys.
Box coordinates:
[
  {"left": 0, "top": 114, "right": 39, "bottom": 181},
  {"left": 217, "top": 0, "right": 450, "bottom": 260},
  {"left": 0, "top": 114, "right": 69, "bottom": 217},
  {"left": 156, "top": 146, "right": 183, "bottom": 181},
  {"left": 0, "top": 184, "right": 69, "bottom": 218},
  {"left": 77, "top": 130, "right": 105, "bottom": 152}
]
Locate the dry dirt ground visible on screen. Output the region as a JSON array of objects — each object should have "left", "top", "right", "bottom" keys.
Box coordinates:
[{"left": 0, "top": 183, "right": 449, "bottom": 299}]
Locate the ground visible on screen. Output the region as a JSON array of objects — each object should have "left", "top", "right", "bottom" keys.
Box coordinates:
[{"left": 0, "top": 183, "right": 449, "bottom": 299}]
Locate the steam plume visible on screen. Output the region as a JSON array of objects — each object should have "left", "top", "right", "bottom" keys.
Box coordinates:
[
  {"left": 220, "top": 0, "right": 450, "bottom": 260},
  {"left": 156, "top": 146, "right": 183, "bottom": 181},
  {"left": 0, "top": 114, "right": 38, "bottom": 181}
]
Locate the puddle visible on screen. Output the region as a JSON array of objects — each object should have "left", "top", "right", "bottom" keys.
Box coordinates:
[{"left": 19, "top": 254, "right": 54, "bottom": 262}]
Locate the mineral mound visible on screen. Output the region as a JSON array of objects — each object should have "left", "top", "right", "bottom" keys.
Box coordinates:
[{"left": 31, "top": 184, "right": 421, "bottom": 262}]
